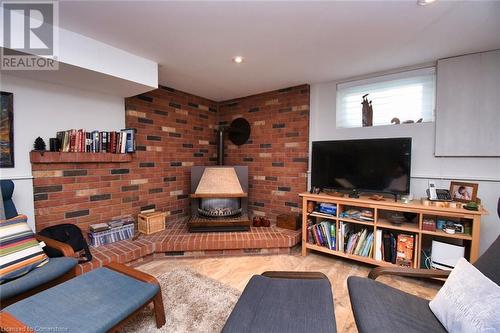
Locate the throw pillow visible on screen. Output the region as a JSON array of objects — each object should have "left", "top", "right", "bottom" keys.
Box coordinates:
[
  {"left": 429, "top": 257, "right": 500, "bottom": 333},
  {"left": 0, "top": 215, "right": 49, "bottom": 284}
]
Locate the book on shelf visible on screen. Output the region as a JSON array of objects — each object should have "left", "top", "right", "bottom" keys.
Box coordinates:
[
  {"left": 338, "top": 222, "right": 349, "bottom": 253},
  {"left": 89, "top": 223, "right": 109, "bottom": 233},
  {"left": 307, "top": 220, "right": 336, "bottom": 250},
  {"left": 339, "top": 209, "right": 374, "bottom": 222},
  {"left": 396, "top": 234, "right": 415, "bottom": 267},
  {"left": 310, "top": 211, "right": 335, "bottom": 218},
  {"left": 101, "top": 132, "right": 108, "bottom": 152},
  {"left": 92, "top": 131, "right": 99, "bottom": 152},
  {"left": 54, "top": 129, "right": 136, "bottom": 154},
  {"left": 381, "top": 231, "right": 415, "bottom": 266},
  {"left": 338, "top": 222, "right": 373, "bottom": 257},
  {"left": 122, "top": 128, "right": 137, "bottom": 153},
  {"left": 374, "top": 229, "right": 383, "bottom": 261},
  {"left": 317, "top": 203, "right": 337, "bottom": 215}
]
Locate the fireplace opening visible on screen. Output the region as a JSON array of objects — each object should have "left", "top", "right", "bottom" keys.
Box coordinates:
[{"left": 198, "top": 198, "right": 242, "bottom": 218}]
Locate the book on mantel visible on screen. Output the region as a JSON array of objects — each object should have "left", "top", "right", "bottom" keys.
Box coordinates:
[{"left": 55, "top": 128, "right": 136, "bottom": 153}]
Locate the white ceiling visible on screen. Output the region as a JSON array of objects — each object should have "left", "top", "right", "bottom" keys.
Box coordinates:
[{"left": 59, "top": 1, "right": 500, "bottom": 101}]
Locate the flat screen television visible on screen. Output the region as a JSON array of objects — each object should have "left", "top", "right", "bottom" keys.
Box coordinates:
[{"left": 311, "top": 138, "right": 412, "bottom": 195}]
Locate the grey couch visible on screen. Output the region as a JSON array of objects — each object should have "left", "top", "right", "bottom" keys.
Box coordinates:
[{"left": 348, "top": 235, "right": 500, "bottom": 333}]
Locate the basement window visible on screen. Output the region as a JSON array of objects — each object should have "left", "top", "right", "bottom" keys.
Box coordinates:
[{"left": 336, "top": 67, "right": 436, "bottom": 128}]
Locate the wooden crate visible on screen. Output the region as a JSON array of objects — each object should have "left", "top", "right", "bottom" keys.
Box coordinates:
[
  {"left": 276, "top": 213, "right": 301, "bottom": 230},
  {"left": 138, "top": 212, "right": 166, "bottom": 235}
]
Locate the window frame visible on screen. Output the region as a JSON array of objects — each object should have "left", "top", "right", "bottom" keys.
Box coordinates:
[{"left": 335, "top": 67, "right": 436, "bottom": 129}]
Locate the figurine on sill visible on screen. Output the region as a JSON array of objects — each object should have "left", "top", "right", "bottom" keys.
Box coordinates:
[{"left": 391, "top": 117, "right": 423, "bottom": 125}]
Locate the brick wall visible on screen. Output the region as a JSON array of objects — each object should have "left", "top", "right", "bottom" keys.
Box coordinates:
[
  {"left": 32, "top": 86, "right": 218, "bottom": 231},
  {"left": 31, "top": 84, "right": 309, "bottom": 231},
  {"left": 218, "top": 84, "right": 310, "bottom": 220}
]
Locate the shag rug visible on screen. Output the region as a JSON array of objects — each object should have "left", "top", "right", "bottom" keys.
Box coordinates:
[{"left": 123, "top": 267, "right": 241, "bottom": 333}]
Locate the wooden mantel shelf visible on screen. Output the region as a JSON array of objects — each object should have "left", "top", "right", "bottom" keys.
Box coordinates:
[{"left": 30, "top": 151, "right": 133, "bottom": 164}]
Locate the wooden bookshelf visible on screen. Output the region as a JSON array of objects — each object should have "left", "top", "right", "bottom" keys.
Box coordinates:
[
  {"left": 305, "top": 243, "right": 397, "bottom": 267},
  {"left": 300, "top": 192, "right": 487, "bottom": 268},
  {"left": 377, "top": 219, "right": 420, "bottom": 233}
]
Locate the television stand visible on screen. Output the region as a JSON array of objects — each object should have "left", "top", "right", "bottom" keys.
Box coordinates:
[
  {"left": 300, "top": 192, "right": 487, "bottom": 268},
  {"left": 345, "top": 189, "right": 398, "bottom": 202}
]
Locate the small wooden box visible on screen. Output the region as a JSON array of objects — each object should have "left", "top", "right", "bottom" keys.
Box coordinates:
[
  {"left": 276, "top": 213, "right": 301, "bottom": 230},
  {"left": 138, "top": 212, "right": 166, "bottom": 235}
]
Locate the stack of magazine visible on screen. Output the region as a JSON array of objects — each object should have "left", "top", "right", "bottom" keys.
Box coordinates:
[{"left": 88, "top": 217, "right": 135, "bottom": 247}]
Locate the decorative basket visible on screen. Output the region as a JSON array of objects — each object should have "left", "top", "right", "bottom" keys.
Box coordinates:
[{"left": 138, "top": 212, "right": 166, "bottom": 235}]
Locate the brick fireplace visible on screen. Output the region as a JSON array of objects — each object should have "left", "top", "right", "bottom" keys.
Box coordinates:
[
  {"left": 30, "top": 84, "right": 309, "bottom": 263},
  {"left": 188, "top": 166, "right": 250, "bottom": 232}
]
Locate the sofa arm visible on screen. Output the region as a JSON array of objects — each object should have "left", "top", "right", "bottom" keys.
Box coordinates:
[
  {"left": 368, "top": 266, "right": 450, "bottom": 280},
  {"left": 105, "top": 262, "right": 159, "bottom": 286},
  {"left": 36, "top": 234, "right": 75, "bottom": 257},
  {"left": 0, "top": 312, "right": 34, "bottom": 332}
]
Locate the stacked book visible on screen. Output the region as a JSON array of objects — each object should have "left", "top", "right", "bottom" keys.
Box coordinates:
[
  {"left": 307, "top": 220, "right": 336, "bottom": 250},
  {"left": 317, "top": 203, "right": 337, "bottom": 215},
  {"left": 56, "top": 128, "right": 136, "bottom": 153},
  {"left": 88, "top": 217, "right": 135, "bottom": 247},
  {"left": 89, "top": 223, "right": 109, "bottom": 233},
  {"left": 309, "top": 203, "right": 337, "bottom": 218},
  {"left": 339, "top": 209, "right": 374, "bottom": 222},
  {"left": 338, "top": 222, "right": 374, "bottom": 257}
]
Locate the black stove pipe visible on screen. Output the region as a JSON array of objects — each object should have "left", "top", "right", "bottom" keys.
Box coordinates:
[{"left": 217, "top": 129, "right": 224, "bottom": 166}]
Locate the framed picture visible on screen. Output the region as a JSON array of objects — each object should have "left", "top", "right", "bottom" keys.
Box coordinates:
[
  {"left": 450, "top": 181, "right": 478, "bottom": 203},
  {"left": 0, "top": 91, "right": 14, "bottom": 168}
]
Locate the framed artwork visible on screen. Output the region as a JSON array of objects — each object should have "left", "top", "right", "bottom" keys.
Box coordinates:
[
  {"left": 450, "top": 181, "right": 478, "bottom": 203},
  {"left": 0, "top": 91, "right": 14, "bottom": 168}
]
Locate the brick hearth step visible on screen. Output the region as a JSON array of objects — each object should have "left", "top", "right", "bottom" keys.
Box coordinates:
[{"left": 77, "top": 218, "right": 301, "bottom": 274}]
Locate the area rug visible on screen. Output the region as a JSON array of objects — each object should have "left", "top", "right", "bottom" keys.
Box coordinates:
[{"left": 123, "top": 267, "right": 241, "bottom": 333}]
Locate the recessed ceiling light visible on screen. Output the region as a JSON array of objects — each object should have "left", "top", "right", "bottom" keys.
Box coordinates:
[
  {"left": 417, "top": 0, "right": 437, "bottom": 5},
  {"left": 232, "top": 56, "right": 244, "bottom": 64}
]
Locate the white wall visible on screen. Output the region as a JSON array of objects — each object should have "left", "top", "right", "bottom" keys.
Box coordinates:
[
  {"left": 1, "top": 10, "right": 158, "bottom": 92},
  {"left": 310, "top": 80, "right": 500, "bottom": 255},
  {"left": 0, "top": 74, "right": 125, "bottom": 229}
]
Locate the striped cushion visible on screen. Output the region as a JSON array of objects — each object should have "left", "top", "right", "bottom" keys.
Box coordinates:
[{"left": 0, "top": 215, "right": 48, "bottom": 284}]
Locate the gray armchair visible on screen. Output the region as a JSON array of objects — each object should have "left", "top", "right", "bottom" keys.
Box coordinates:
[{"left": 348, "top": 235, "right": 500, "bottom": 333}]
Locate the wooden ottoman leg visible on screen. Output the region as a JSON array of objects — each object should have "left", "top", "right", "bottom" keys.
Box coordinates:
[{"left": 153, "top": 290, "right": 166, "bottom": 328}]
